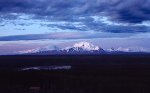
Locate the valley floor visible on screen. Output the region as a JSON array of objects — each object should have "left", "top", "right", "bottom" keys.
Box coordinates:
[{"left": 0, "top": 54, "right": 150, "bottom": 93}]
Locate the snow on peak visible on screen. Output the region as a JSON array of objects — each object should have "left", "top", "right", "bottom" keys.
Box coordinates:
[
  {"left": 116, "top": 47, "right": 132, "bottom": 52},
  {"left": 73, "top": 42, "right": 100, "bottom": 51},
  {"left": 18, "top": 46, "right": 61, "bottom": 54},
  {"left": 108, "top": 47, "right": 150, "bottom": 52},
  {"left": 18, "top": 48, "right": 40, "bottom": 54}
]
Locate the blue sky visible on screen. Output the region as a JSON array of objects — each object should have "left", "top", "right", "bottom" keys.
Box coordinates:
[{"left": 0, "top": 0, "right": 150, "bottom": 54}]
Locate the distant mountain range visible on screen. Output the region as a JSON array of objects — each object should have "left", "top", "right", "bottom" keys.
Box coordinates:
[{"left": 20, "top": 42, "right": 150, "bottom": 55}]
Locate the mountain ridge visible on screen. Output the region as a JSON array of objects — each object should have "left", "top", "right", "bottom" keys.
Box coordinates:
[{"left": 19, "top": 42, "right": 150, "bottom": 55}]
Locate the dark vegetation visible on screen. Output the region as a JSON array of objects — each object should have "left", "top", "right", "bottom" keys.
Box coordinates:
[{"left": 0, "top": 54, "right": 150, "bottom": 93}]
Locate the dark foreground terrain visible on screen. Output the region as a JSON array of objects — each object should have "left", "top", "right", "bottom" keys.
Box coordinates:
[{"left": 0, "top": 54, "right": 150, "bottom": 93}]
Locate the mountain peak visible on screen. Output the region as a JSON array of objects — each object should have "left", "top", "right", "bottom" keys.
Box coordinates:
[
  {"left": 19, "top": 42, "right": 105, "bottom": 54},
  {"left": 73, "top": 42, "right": 100, "bottom": 51}
]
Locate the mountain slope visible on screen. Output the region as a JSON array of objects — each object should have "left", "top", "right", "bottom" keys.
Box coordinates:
[{"left": 20, "top": 42, "right": 150, "bottom": 55}]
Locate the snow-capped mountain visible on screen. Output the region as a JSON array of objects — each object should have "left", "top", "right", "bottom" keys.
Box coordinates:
[
  {"left": 73, "top": 42, "right": 100, "bottom": 51},
  {"left": 20, "top": 42, "right": 105, "bottom": 55},
  {"left": 19, "top": 42, "right": 150, "bottom": 55},
  {"left": 18, "top": 45, "right": 61, "bottom": 54},
  {"left": 108, "top": 47, "right": 132, "bottom": 52},
  {"left": 18, "top": 48, "right": 40, "bottom": 54},
  {"left": 64, "top": 42, "right": 104, "bottom": 52},
  {"left": 108, "top": 47, "right": 150, "bottom": 53}
]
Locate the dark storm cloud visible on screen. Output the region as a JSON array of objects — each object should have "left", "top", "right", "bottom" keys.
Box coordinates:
[
  {"left": 82, "top": 19, "right": 150, "bottom": 33},
  {"left": 45, "top": 23, "right": 87, "bottom": 31},
  {"left": 0, "top": 0, "right": 82, "bottom": 21},
  {"left": 78, "top": 0, "right": 150, "bottom": 23},
  {"left": 0, "top": 0, "right": 149, "bottom": 34},
  {"left": 0, "top": 0, "right": 150, "bottom": 23}
]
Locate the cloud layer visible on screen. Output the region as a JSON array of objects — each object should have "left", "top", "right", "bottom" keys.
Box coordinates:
[
  {"left": 0, "top": 32, "right": 135, "bottom": 41},
  {"left": 0, "top": 0, "right": 150, "bottom": 23}
]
